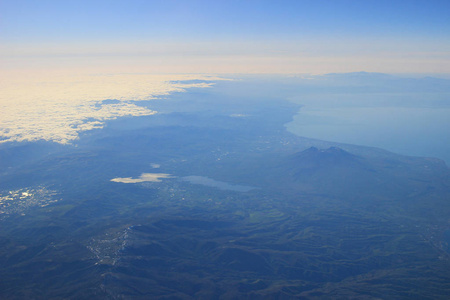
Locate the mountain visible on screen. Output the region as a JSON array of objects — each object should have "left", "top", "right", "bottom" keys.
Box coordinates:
[{"left": 288, "top": 146, "right": 366, "bottom": 174}]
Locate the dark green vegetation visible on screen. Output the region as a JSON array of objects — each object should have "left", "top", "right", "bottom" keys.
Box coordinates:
[{"left": 0, "top": 77, "right": 450, "bottom": 299}]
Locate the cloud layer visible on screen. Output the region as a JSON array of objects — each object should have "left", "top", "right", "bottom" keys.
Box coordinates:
[{"left": 0, "top": 73, "right": 218, "bottom": 144}]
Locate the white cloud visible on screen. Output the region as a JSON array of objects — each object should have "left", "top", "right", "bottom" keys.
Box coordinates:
[
  {"left": 111, "top": 173, "right": 173, "bottom": 183},
  {"left": 0, "top": 73, "right": 220, "bottom": 144}
]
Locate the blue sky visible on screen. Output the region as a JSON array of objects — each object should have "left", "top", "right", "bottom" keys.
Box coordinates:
[{"left": 1, "top": 0, "right": 449, "bottom": 73}]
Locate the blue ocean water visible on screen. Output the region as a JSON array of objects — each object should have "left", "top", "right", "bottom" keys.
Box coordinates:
[{"left": 283, "top": 75, "right": 450, "bottom": 165}]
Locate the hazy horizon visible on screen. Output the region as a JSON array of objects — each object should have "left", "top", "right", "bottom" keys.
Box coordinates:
[{"left": 2, "top": 0, "right": 449, "bottom": 75}]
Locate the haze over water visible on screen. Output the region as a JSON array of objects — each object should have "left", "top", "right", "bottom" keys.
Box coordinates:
[{"left": 283, "top": 74, "right": 450, "bottom": 164}]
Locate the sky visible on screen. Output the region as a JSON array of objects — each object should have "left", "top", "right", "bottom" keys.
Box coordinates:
[{"left": 1, "top": 0, "right": 450, "bottom": 74}]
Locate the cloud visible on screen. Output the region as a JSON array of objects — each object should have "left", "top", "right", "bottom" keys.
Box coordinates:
[
  {"left": 111, "top": 173, "right": 173, "bottom": 183},
  {"left": 0, "top": 73, "right": 221, "bottom": 144}
]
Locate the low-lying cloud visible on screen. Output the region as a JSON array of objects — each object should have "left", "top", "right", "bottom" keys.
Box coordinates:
[
  {"left": 0, "top": 73, "right": 220, "bottom": 144},
  {"left": 111, "top": 173, "right": 173, "bottom": 183}
]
